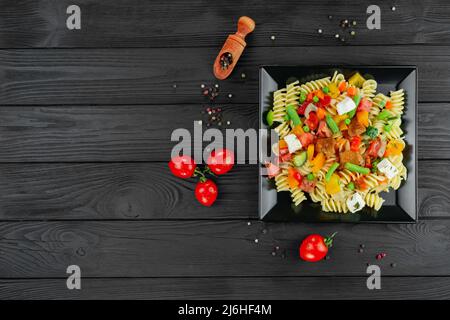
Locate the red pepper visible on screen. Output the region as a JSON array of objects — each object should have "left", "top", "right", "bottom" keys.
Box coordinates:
[
  {"left": 305, "top": 112, "right": 319, "bottom": 131},
  {"left": 294, "top": 171, "right": 303, "bottom": 184},
  {"left": 350, "top": 136, "right": 362, "bottom": 152},
  {"left": 297, "top": 101, "right": 309, "bottom": 115},
  {"left": 320, "top": 95, "right": 331, "bottom": 107}
]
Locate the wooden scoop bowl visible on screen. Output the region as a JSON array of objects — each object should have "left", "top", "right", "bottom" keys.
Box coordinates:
[{"left": 213, "top": 16, "right": 255, "bottom": 80}]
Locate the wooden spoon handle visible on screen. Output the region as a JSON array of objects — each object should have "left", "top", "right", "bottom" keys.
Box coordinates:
[{"left": 235, "top": 16, "right": 256, "bottom": 40}]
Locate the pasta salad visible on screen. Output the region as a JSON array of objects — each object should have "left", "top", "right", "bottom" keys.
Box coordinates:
[{"left": 265, "top": 71, "right": 407, "bottom": 213}]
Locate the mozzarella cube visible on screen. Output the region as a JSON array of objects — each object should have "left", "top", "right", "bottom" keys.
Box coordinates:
[
  {"left": 346, "top": 193, "right": 365, "bottom": 213},
  {"left": 377, "top": 158, "right": 399, "bottom": 179},
  {"left": 284, "top": 134, "right": 302, "bottom": 154},
  {"left": 336, "top": 97, "right": 357, "bottom": 115}
]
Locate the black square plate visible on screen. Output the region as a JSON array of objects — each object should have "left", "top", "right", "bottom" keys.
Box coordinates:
[{"left": 259, "top": 66, "right": 417, "bottom": 223}]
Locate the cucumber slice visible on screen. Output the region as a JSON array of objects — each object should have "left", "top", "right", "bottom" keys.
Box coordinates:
[
  {"left": 266, "top": 110, "right": 274, "bottom": 126},
  {"left": 293, "top": 151, "right": 307, "bottom": 167}
]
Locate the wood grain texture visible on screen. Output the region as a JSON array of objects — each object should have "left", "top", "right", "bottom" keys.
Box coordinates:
[
  {"left": 0, "top": 161, "right": 446, "bottom": 220},
  {"left": 418, "top": 161, "right": 450, "bottom": 218},
  {"left": 0, "top": 103, "right": 447, "bottom": 162},
  {"left": 1, "top": 277, "right": 450, "bottom": 300},
  {"left": 1, "top": 220, "right": 450, "bottom": 278},
  {"left": 0, "top": 46, "right": 448, "bottom": 105},
  {"left": 0, "top": 105, "right": 257, "bottom": 162},
  {"left": 1, "top": 0, "right": 450, "bottom": 48},
  {"left": 0, "top": 163, "right": 258, "bottom": 220}
]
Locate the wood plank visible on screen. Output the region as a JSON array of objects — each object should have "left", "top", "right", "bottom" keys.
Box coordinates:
[
  {"left": 1, "top": 276, "right": 449, "bottom": 300},
  {"left": 1, "top": 220, "right": 450, "bottom": 277},
  {"left": 0, "top": 46, "right": 449, "bottom": 105},
  {"left": 418, "top": 160, "right": 450, "bottom": 218},
  {"left": 418, "top": 104, "right": 450, "bottom": 159},
  {"left": 0, "top": 161, "right": 447, "bottom": 220},
  {"left": 0, "top": 103, "right": 447, "bottom": 162},
  {"left": 0, "top": 104, "right": 257, "bottom": 162},
  {"left": 1, "top": 0, "right": 450, "bottom": 48},
  {"left": 0, "top": 163, "right": 258, "bottom": 220}
]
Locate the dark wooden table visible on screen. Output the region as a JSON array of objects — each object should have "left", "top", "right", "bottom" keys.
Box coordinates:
[{"left": 0, "top": 0, "right": 450, "bottom": 300}]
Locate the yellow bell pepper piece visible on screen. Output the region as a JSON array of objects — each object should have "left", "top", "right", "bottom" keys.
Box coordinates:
[
  {"left": 328, "top": 83, "right": 340, "bottom": 98},
  {"left": 333, "top": 114, "right": 348, "bottom": 124},
  {"left": 356, "top": 111, "right": 369, "bottom": 127},
  {"left": 385, "top": 139, "right": 405, "bottom": 156},
  {"left": 325, "top": 173, "right": 341, "bottom": 195},
  {"left": 348, "top": 72, "right": 366, "bottom": 88},
  {"left": 307, "top": 144, "right": 314, "bottom": 161},
  {"left": 311, "top": 152, "right": 325, "bottom": 173}
]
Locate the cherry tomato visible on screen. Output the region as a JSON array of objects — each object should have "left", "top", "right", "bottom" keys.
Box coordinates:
[
  {"left": 357, "top": 97, "right": 372, "bottom": 112},
  {"left": 299, "top": 233, "right": 337, "bottom": 262},
  {"left": 207, "top": 148, "right": 235, "bottom": 175},
  {"left": 168, "top": 155, "right": 196, "bottom": 178},
  {"left": 195, "top": 179, "right": 218, "bottom": 207}
]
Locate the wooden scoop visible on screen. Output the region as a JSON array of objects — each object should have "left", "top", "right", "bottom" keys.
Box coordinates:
[{"left": 213, "top": 16, "right": 255, "bottom": 80}]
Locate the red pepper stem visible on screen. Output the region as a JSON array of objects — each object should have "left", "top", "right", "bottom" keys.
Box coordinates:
[{"left": 324, "top": 232, "right": 337, "bottom": 248}]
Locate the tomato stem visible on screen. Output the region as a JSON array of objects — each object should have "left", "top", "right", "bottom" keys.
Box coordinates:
[
  {"left": 324, "top": 232, "right": 338, "bottom": 248},
  {"left": 193, "top": 166, "right": 215, "bottom": 183}
]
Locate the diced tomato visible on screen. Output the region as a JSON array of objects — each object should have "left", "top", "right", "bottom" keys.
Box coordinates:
[
  {"left": 279, "top": 147, "right": 291, "bottom": 162},
  {"left": 297, "top": 101, "right": 309, "bottom": 115},
  {"left": 357, "top": 97, "right": 372, "bottom": 112},
  {"left": 300, "top": 178, "right": 316, "bottom": 192},
  {"left": 299, "top": 133, "right": 315, "bottom": 147},
  {"left": 307, "top": 92, "right": 314, "bottom": 101},
  {"left": 265, "top": 162, "right": 280, "bottom": 178},
  {"left": 350, "top": 136, "right": 362, "bottom": 152},
  {"left": 367, "top": 138, "right": 381, "bottom": 158},
  {"left": 305, "top": 112, "right": 319, "bottom": 131},
  {"left": 317, "top": 120, "right": 332, "bottom": 138},
  {"left": 320, "top": 95, "right": 331, "bottom": 107}
]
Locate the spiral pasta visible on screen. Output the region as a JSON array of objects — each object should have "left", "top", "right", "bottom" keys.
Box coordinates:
[
  {"left": 365, "top": 192, "right": 385, "bottom": 210},
  {"left": 272, "top": 88, "right": 287, "bottom": 123},
  {"left": 322, "top": 198, "right": 349, "bottom": 213},
  {"left": 299, "top": 77, "right": 331, "bottom": 94}
]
